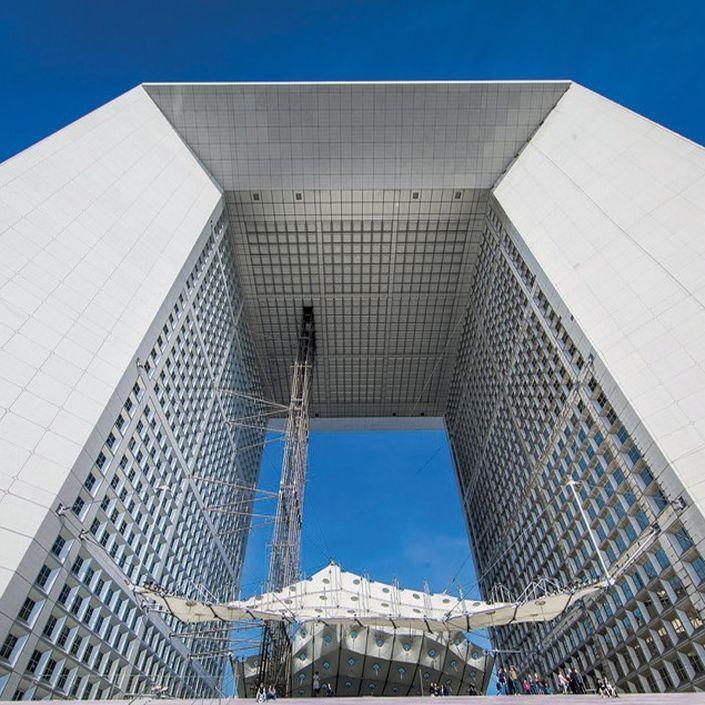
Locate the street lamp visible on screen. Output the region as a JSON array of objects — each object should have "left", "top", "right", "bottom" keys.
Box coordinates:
[{"left": 566, "top": 480, "right": 614, "bottom": 586}]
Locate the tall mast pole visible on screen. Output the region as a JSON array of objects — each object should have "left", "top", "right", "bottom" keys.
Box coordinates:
[{"left": 258, "top": 306, "right": 315, "bottom": 693}]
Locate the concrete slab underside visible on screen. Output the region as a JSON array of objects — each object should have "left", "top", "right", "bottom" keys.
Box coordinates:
[{"left": 5, "top": 697, "right": 703, "bottom": 705}]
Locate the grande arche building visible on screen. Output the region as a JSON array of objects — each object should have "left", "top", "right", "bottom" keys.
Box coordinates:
[{"left": 1, "top": 81, "right": 705, "bottom": 698}]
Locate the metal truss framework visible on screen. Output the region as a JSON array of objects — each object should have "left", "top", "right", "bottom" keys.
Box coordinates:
[{"left": 258, "top": 306, "right": 316, "bottom": 692}]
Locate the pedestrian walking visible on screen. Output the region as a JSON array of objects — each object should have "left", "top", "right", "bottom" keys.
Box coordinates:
[
  {"left": 497, "top": 666, "right": 507, "bottom": 695},
  {"left": 509, "top": 665, "right": 520, "bottom": 695}
]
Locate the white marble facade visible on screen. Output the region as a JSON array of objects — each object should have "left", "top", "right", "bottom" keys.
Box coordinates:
[{"left": 1, "top": 81, "right": 704, "bottom": 697}]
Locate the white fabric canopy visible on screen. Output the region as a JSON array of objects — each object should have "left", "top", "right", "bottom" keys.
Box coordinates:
[{"left": 135, "top": 563, "right": 604, "bottom": 631}]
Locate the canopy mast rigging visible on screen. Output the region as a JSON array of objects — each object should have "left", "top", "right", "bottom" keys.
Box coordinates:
[{"left": 258, "top": 305, "right": 315, "bottom": 693}]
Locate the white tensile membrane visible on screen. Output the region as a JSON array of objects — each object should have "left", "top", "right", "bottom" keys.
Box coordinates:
[{"left": 135, "top": 562, "right": 605, "bottom": 630}]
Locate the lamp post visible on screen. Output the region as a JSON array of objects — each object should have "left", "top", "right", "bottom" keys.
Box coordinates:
[{"left": 566, "top": 480, "right": 614, "bottom": 586}]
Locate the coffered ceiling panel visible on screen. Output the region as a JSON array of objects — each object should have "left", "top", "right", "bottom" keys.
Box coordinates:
[
  {"left": 226, "top": 188, "right": 486, "bottom": 416},
  {"left": 144, "top": 82, "right": 568, "bottom": 416}
]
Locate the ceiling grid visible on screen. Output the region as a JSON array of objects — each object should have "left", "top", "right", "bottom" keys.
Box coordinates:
[{"left": 144, "top": 82, "right": 569, "bottom": 416}]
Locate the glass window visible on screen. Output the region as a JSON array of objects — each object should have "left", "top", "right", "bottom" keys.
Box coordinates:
[
  {"left": 688, "top": 651, "right": 704, "bottom": 674},
  {"left": 42, "top": 657, "right": 56, "bottom": 682},
  {"left": 674, "top": 527, "right": 693, "bottom": 552},
  {"left": 57, "top": 584, "right": 70, "bottom": 605},
  {"left": 671, "top": 617, "right": 687, "bottom": 639},
  {"left": 42, "top": 614, "right": 57, "bottom": 637},
  {"left": 18, "top": 597, "right": 35, "bottom": 622},
  {"left": 639, "top": 464, "right": 653, "bottom": 485},
  {"left": 35, "top": 564, "right": 51, "bottom": 589},
  {"left": 0, "top": 633, "right": 18, "bottom": 660},
  {"left": 655, "top": 548, "right": 670, "bottom": 570},
  {"left": 26, "top": 649, "right": 41, "bottom": 674},
  {"left": 50, "top": 535, "right": 66, "bottom": 557},
  {"left": 691, "top": 557, "right": 705, "bottom": 583},
  {"left": 57, "top": 626, "right": 70, "bottom": 648},
  {"left": 652, "top": 490, "right": 668, "bottom": 513},
  {"left": 671, "top": 657, "right": 687, "bottom": 683},
  {"left": 69, "top": 635, "right": 82, "bottom": 657},
  {"left": 57, "top": 666, "right": 70, "bottom": 691}
]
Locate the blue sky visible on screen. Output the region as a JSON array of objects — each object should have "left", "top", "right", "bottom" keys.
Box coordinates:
[
  {"left": 2, "top": 0, "right": 702, "bottom": 691},
  {"left": 241, "top": 429, "right": 477, "bottom": 595},
  {"left": 0, "top": 1, "right": 704, "bottom": 163}
]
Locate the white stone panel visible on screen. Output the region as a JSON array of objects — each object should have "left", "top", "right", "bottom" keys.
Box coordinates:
[
  {"left": 495, "top": 82, "right": 705, "bottom": 505},
  {"left": 0, "top": 86, "right": 221, "bottom": 583}
]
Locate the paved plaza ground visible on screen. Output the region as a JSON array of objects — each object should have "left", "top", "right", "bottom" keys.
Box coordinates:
[{"left": 5, "top": 696, "right": 701, "bottom": 705}]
